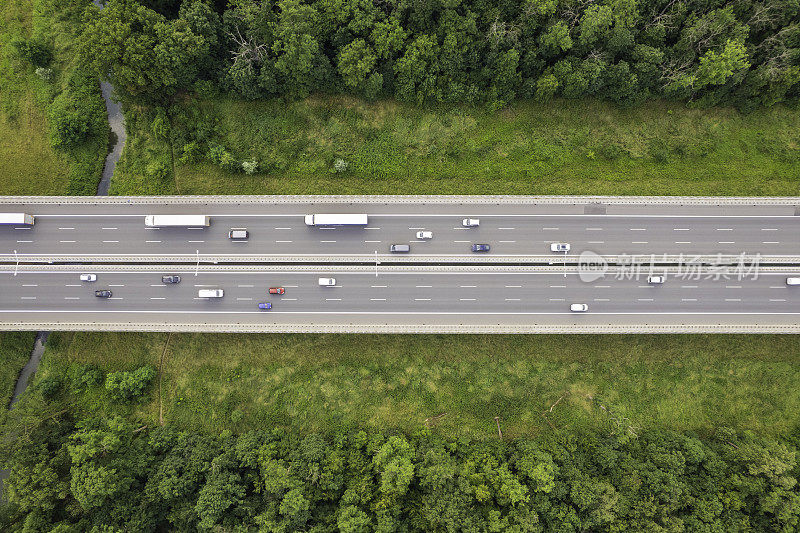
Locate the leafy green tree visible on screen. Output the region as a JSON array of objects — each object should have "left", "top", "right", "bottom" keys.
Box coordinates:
[
  {"left": 104, "top": 365, "right": 157, "bottom": 403},
  {"left": 80, "top": 0, "right": 207, "bottom": 102},
  {"left": 394, "top": 35, "right": 439, "bottom": 103},
  {"left": 337, "top": 39, "right": 377, "bottom": 90}
]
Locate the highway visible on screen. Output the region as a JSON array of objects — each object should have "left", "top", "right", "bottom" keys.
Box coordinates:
[
  {"left": 2, "top": 266, "right": 800, "bottom": 332},
  {"left": 0, "top": 197, "right": 799, "bottom": 262},
  {"left": 1, "top": 195, "right": 799, "bottom": 332}
]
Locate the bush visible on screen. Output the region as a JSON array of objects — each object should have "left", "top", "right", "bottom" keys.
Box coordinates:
[
  {"left": 105, "top": 365, "right": 157, "bottom": 402},
  {"left": 35, "top": 67, "right": 53, "bottom": 82},
  {"left": 68, "top": 364, "right": 104, "bottom": 395},
  {"left": 48, "top": 91, "right": 94, "bottom": 148},
  {"left": 241, "top": 159, "right": 258, "bottom": 174},
  {"left": 36, "top": 376, "right": 61, "bottom": 400},
  {"left": 11, "top": 38, "right": 53, "bottom": 68}
]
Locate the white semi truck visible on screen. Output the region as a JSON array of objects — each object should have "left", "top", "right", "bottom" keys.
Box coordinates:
[
  {"left": 145, "top": 215, "right": 210, "bottom": 227},
  {"left": 304, "top": 214, "right": 368, "bottom": 226},
  {"left": 0, "top": 213, "right": 35, "bottom": 225}
]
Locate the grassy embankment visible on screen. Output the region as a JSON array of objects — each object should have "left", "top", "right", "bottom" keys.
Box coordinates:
[
  {"left": 32, "top": 332, "right": 800, "bottom": 440},
  {"left": 111, "top": 95, "right": 800, "bottom": 196}
]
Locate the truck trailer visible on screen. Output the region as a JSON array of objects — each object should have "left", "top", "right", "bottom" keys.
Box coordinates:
[
  {"left": 0, "top": 213, "right": 35, "bottom": 225},
  {"left": 145, "top": 215, "right": 210, "bottom": 227},
  {"left": 304, "top": 214, "right": 368, "bottom": 226}
]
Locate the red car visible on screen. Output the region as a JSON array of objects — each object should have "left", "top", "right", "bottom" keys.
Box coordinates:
[{"left": 268, "top": 287, "right": 285, "bottom": 295}]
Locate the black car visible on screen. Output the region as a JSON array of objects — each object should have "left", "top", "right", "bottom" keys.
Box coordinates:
[
  {"left": 162, "top": 275, "right": 181, "bottom": 284},
  {"left": 471, "top": 243, "right": 491, "bottom": 252},
  {"left": 94, "top": 290, "right": 112, "bottom": 298}
]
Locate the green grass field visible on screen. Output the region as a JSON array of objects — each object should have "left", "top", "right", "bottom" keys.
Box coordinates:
[
  {"left": 148, "top": 96, "right": 800, "bottom": 196},
  {"left": 32, "top": 332, "right": 800, "bottom": 440}
]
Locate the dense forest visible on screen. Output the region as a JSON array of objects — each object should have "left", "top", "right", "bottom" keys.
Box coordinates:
[
  {"left": 69, "top": 0, "right": 800, "bottom": 109},
  {"left": 1, "top": 407, "right": 799, "bottom": 532}
]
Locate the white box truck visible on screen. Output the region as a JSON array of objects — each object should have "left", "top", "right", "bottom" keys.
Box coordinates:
[
  {"left": 0, "top": 213, "right": 34, "bottom": 225},
  {"left": 198, "top": 289, "right": 223, "bottom": 298},
  {"left": 304, "top": 214, "right": 368, "bottom": 226},
  {"left": 145, "top": 215, "right": 210, "bottom": 227}
]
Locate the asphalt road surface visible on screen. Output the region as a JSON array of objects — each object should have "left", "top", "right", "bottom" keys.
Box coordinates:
[
  {"left": 2, "top": 267, "right": 800, "bottom": 331},
  {"left": 1, "top": 205, "right": 800, "bottom": 260}
]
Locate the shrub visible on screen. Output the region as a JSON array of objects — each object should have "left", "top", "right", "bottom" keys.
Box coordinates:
[
  {"left": 242, "top": 159, "right": 258, "bottom": 174},
  {"left": 48, "top": 91, "right": 94, "bottom": 148},
  {"left": 105, "top": 365, "right": 157, "bottom": 402},
  {"left": 37, "top": 376, "right": 61, "bottom": 400},
  {"left": 11, "top": 38, "right": 53, "bottom": 68},
  {"left": 35, "top": 67, "right": 53, "bottom": 82},
  {"left": 69, "top": 365, "right": 104, "bottom": 395},
  {"left": 332, "top": 158, "right": 348, "bottom": 173}
]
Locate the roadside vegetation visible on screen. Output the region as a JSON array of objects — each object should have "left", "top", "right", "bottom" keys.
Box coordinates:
[
  {"left": 0, "top": 333, "right": 35, "bottom": 409},
  {"left": 0, "top": 0, "right": 107, "bottom": 196},
  {"left": 30, "top": 332, "right": 800, "bottom": 440},
  {"left": 113, "top": 95, "right": 800, "bottom": 196}
]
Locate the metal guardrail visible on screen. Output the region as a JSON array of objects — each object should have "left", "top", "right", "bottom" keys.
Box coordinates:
[
  {"left": 0, "top": 253, "right": 791, "bottom": 264},
  {"left": 0, "top": 195, "right": 799, "bottom": 205},
  {"left": 0, "top": 322, "right": 797, "bottom": 333}
]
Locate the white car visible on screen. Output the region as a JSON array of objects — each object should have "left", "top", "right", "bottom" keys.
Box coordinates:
[
  {"left": 462, "top": 218, "right": 480, "bottom": 227},
  {"left": 647, "top": 275, "right": 665, "bottom": 284},
  {"left": 416, "top": 231, "right": 433, "bottom": 240},
  {"left": 319, "top": 277, "right": 336, "bottom": 286},
  {"left": 570, "top": 303, "right": 588, "bottom": 312},
  {"left": 79, "top": 274, "right": 97, "bottom": 282},
  {"left": 787, "top": 277, "right": 800, "bottom": 285},
  {"left": 550, "top": 242, "right": 570, "bottom": 253}
]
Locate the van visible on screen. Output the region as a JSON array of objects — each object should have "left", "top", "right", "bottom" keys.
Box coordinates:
[
  {"left": 390, "top": 244, "right": 410, "bottom": 253},
  {"left": 786, "top": 277, "right": 800, "bottom": 285},
  {"left": 228, "top": 228, "right": 248, "bottom": 240},
  {"left": 198, "top": 289, "right": 224, "bottom": 298},
  {"left": 462, "top": 218, "right": 480, "bottom": 227}
]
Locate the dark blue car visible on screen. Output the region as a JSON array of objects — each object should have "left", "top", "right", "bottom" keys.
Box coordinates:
[
  {"left": 471, "top": 244, "right": 490, "bottom": 252},
  {"left": 258, "top": 302, "right": 272, "bottom": 310}
]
